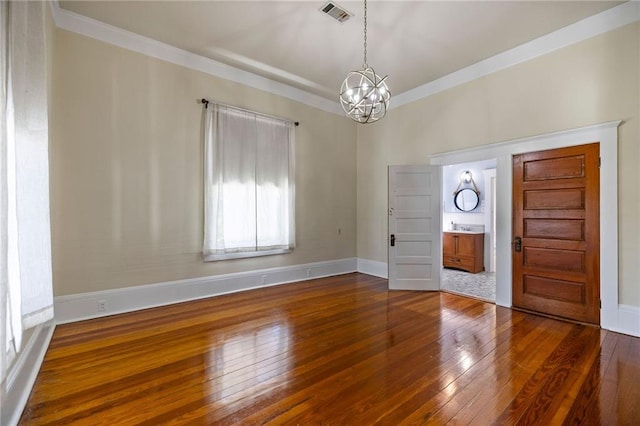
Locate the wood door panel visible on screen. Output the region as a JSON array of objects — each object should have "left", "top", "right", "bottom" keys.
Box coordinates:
[
  {"left": 524, "top": 189, "right": 585, "bottom": 210},
  {"left": 521, "top": 238, "right": 585, "bottom": 252},
  {"left": 523, "top": 275, "right": 585, "bottom": 304},
  {"left": 513, "top": 143, "right": 599, "bottom": 324},
  {"left": 523, "top": 155, "right": 585, "bottom": 180},
  {"left": 524, "top": 219, "right": 584, "bottom": 240},
  {"left": 522, "top": 210, "right": 586, "bottom": 220},
  {"left": 522, "top": 178, "right": 587, "bottom": 191},
  {"left": 523, "top": 247, "right": 585, "bottom": 272},
  {"left": 514, "top": 292, "right": 592, "bottom": 323}
]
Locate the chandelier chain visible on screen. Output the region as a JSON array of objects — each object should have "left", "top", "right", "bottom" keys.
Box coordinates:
[{"left": 363, "top": 0, "right": 367, "bottom": 68}]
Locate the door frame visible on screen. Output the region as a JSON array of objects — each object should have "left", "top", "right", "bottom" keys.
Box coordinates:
[
  {"left": 429, "top": 120, "right": 620, "bottom": 332},
  {"left": 482, "top": 168, "right": 497, "bottom": 272}
]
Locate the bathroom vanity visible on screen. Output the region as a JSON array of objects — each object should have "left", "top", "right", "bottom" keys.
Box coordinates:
[{"left": 443, "top": 231, "right": 484, "bottom": 273}]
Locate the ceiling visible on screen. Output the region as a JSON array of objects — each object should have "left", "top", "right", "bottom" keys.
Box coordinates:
[{"left": 59, "top": 1, "right": 624, "bottom": 101}]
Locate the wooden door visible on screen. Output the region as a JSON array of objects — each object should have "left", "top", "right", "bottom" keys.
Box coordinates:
[
  {"left": 512, "top": 143, "right": 600, "bottom": 324},
  {"left": 388, "top": 165, "right": 441, "bottom": 291}
]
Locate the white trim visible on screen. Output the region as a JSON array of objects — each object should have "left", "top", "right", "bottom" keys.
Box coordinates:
[
  {"left": 204, "top": 249, "right": 292, "bottom": 262},
  {"left": 49, "top": 1, "right": 640, "bottom": 115},
  {"left": 429, "top": 121, "right": 620, "bottom": 163},
  {"left": 430, "top": 121, "right": 623, "bottom": 333},
  {"left": 482, "top": 168, "right": 497, "bottom": 273},
  {"left": 393, "top": 1, "right": 640, "bottom": 109},
  {"left": 613, "top": 305, "right": 640, "bottom": 337},
  {"left": 49, "top": 2, "right": 342, "bottom": 116},
  {"left": 357, "top": 258, "right": 388, "bottom": 279},
  {"left": 1, "top": 322, "right": 56, "bottom": 426},
  {"left": 54, "top": 258, "right": 357, "bottom": 324}
]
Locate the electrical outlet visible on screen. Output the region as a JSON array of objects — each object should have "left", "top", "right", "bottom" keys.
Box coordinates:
[
  {"left": 261, "top": 275, "right": 267, "bottom": 284},
  {"left": 98, "top": 300, "right": 107, "bottom": 312},
  {"left": 307, "top": 269, "right": 311, "bottom": 277},
  {"left": 337, "top": 228, "right": 341, "bottom": 236}
]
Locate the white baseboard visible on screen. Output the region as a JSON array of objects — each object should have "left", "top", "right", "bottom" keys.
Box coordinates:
[
  {"left": 2, "top": 321, "right": 55, "bottom": 426},
  {"left": 611, "top": 304, "right": 640, "bottom": 337},
  {"left": 357, "top": 258, "right": 388, "bottom": 279},
  {"left": 55, "top": 258, "right": 357, "bottom": 324}
]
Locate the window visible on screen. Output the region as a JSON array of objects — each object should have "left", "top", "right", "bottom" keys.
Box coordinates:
[{"left": 203, "top": 103, "right": 295, "bottom": 261}]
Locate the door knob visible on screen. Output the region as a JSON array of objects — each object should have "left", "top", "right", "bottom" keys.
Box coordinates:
[{"left": 514, "top": 236, "right": 522, "bottom": 252}]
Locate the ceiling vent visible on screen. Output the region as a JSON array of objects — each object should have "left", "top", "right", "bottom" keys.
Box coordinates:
[{"left": 320, "top": 2, "right": 353, "bottom": 23}]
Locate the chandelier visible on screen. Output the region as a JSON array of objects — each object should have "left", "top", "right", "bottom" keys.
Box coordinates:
[{"left": 339, "top": 0, "right": 390, "bottom": 124}]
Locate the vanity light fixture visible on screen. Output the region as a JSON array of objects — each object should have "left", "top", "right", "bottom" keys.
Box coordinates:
[
  {"left": 454, "top": 170, "right": 480, "bottom": 195},
  {"left": 454, "top": 170, "right": 480, "bottom": 212}
]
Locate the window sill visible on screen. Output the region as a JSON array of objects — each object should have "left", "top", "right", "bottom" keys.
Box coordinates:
[{"left": 203, "top": 248, "right": 292, "bottom": 262}]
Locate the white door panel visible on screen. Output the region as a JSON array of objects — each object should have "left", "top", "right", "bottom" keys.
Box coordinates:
[{"left": 388, "top": 165, "right": 442, "bottom": 291}]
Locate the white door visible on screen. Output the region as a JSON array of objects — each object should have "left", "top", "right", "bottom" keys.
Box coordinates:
[{"left": 388, "top": 165, "right": 442, "bottom": 290}]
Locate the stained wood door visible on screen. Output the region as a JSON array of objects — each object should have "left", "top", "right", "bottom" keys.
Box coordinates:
[
  {"left": 388, "top": 165, "right": 441, "bottom": 290},
  {"left": 512, "top": 143, "right": 600, "bottom": 324}
]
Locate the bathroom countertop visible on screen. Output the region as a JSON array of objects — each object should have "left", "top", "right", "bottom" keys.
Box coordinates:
[{"left": 443, "top": 230, "right": 484, "bottom": 234}]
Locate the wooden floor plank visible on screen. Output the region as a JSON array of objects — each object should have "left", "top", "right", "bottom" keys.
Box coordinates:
[{"left": 19, "top": 273, "right": 640, "bottom": 425}]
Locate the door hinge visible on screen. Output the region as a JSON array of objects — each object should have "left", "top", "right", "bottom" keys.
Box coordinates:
[
  {"left": 598, "top": 157, "right": 601, "bottom": 168},
  {"left": 599, "top": 300, "right": 602, "bottom": 309}
]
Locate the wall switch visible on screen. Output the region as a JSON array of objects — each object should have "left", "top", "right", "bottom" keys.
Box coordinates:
[
  {"left": 98, "top": 300, "right": 107, "bottom": 312},
  {"left": 261, "top": 275, "right": 267, "bottom": 284},
  {"left": 307, "top": 269, "right": 311, "bottom": 277}
]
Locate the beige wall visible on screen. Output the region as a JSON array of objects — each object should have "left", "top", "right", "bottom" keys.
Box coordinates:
[
  {"left": 52, "top": 21, "right": 640, "bottom": 308},
  {"left": 358, "top": 22, "right": 640, "bottom": 307},
  {"left": 51, "top": 29, "right": 357, "bottom": 296}
]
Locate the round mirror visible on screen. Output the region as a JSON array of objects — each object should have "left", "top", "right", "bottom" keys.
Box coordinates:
[{"left": 454, "top": 188, "right": 480, "bottom": 212}]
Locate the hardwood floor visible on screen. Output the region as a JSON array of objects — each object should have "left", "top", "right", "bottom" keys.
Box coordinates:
[{"left": 20, "top": 273, "right": 640, "bottom": 425}]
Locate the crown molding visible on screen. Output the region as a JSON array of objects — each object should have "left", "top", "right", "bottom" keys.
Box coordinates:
[
  {"left": 392, "top": 1, "right": 640, "bottom": 109},
  {"left": 49, "top": 1, "right": 344, "bottom": 116},
  {"left": 50, "top": 1, "right": 639, "bottom": 115}
]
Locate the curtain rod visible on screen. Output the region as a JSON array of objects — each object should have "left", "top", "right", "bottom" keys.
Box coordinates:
[{"left": 201, "top": 98, "right": 299, "bottom": 126}]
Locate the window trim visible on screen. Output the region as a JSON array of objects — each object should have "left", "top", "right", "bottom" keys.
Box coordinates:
[{"left": 204, "top": 248, "right": 292, "bottom": 262}]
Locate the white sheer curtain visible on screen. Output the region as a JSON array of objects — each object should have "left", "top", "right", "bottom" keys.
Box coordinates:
[
  {"left": 203, "top": 104, "right": 295, "bottom": 259},
  {"left": 1, "top": 0, "right": 53, "bottom": 383}
]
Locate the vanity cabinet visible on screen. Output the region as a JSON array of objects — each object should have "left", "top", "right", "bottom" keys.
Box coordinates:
[{"left": 443, "top": 232, "right": 484, "bottom": 273}]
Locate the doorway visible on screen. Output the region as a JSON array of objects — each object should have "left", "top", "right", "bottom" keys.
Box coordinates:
[
  {"left": 441, "top": 160, "right": 497, "bottom": 302},
  {"left": 428, "top": 121, "right": 619, "bottom": 331}
]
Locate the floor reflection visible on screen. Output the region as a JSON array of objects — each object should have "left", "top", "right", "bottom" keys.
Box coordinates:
[{"left": 207, "top": 318, "right": 292, "bottom": 401}]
